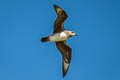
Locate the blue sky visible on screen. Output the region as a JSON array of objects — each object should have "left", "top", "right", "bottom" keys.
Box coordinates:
[{"left": 0, "top": 0, "right": 120, "bottom": 80}]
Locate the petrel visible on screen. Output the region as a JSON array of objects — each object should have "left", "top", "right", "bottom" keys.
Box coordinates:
[{"left": 41, "top": 4, "right": 78, "bottom": 78}]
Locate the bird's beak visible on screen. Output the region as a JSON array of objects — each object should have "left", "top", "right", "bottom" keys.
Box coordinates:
[{"left": 75, "top": 34, "right": 79, "bottom": 36}]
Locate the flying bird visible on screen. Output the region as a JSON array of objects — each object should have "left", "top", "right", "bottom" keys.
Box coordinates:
[{"left": 41, "top": 4, "right": 78, "bottom": 78}]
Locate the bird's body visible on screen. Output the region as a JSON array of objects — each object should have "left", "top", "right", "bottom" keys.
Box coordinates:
[
  {"left": 41, "top": 4, "right": 78, "bottom": 78},
  {"left": 50, "top": 32, "right": 68, "bottom": 42}
]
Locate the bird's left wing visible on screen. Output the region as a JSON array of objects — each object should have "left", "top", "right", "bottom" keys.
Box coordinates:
[
  {"left": 53, "top": 5, "right": 68, "bottom": 33},
  {"left": 56, "top": 41, "right": 71, "bottom": 78}
]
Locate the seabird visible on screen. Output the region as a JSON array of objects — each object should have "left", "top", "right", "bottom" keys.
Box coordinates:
[{"left": 41, "top": 4, "right": 78, "bottom": 78}]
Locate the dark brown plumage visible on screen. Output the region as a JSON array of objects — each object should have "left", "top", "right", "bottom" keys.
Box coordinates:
[
  {"left": 56, "top": 41, "right": 71, "bottom": 78},
  {"left": 53, "top": 5, "right": 68, "bottom": 33},
  {"left": 53, "top": 5, "right": 72, "bottom": 77},
  {"left": 41, "top": 4, "right": 74, "bottom": 78},
  {"left": 41, "top": 37, "right": 49, "bottom": 42},
  {"left": 54, "top": 4, "right": 71, "bottom": 78}
]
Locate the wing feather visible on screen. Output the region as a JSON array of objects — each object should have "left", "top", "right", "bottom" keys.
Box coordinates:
[
  {"left": 56, "top": 41, "right": 71, "bottom": 77},
  {"left": 53, "top": 5, "right": 68, "bottom": 33}
]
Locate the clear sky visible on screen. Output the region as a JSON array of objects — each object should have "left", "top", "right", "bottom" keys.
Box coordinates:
[{"left": 0, "top": 0, "right": 120, "bottom": 80}]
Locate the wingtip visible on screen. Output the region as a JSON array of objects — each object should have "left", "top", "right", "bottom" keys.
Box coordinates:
[
  {"left": 62, "top": 67, "right": 68, "bottom": 78},
  {"left": 62, "top": 59, "right": 70, "bottom": 78},
  {"left": 53, "top": 4, "right": 61, "bottom": 9},
  {"left": 53, "top": 4, "right": 57, "bottom": 8},
  {"left": 63, "top": 73, "right": 65, "bottom": 78},
  {"left": 53, "top": 4, "right": 56, "bottom": 7}
]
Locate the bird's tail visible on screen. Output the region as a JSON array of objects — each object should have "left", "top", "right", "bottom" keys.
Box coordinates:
[{"left": 41, "top": 37, "right": 49, "bottom": 42}]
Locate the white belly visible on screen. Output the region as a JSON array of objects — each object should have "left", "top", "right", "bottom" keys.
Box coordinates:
[{"left": 50, "top": 32, "right": 68, "bottom": 42}]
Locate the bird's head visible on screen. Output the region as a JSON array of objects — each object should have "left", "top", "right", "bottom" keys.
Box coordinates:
[{"left": 67, "top": 31, "right": 79, "bottom": 37}]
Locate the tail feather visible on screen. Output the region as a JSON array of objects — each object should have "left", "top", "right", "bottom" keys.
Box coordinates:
[{"left": 41, "top": 37, "right": 49, "bottom": 42}]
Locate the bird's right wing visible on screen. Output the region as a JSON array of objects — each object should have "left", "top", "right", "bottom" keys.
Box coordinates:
[
  {"left": 56, "top": 41, "right": 71, "bottom": 78},
  {"left": 53, "top": 5, "right": 68, "bottom": 33}
]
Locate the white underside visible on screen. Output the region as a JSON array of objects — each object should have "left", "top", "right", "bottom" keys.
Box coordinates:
[{"left": 50, "top": 32, "right": 68, "bottom": 42}]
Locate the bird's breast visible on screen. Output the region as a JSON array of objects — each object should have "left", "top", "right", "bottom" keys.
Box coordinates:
[{"left": 50, "top": 32, "right": 68, "bottom": 42}]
